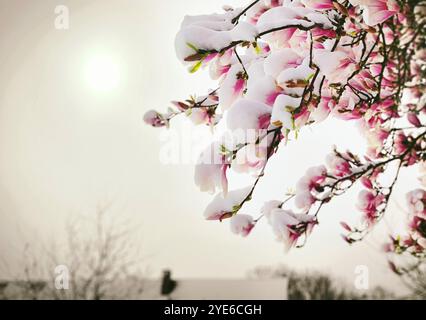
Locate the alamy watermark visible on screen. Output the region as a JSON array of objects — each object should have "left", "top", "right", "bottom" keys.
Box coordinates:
[
  {"left": 157, "top": 123, "right": 270, "bottom": 166},
  {"left": 54, "top": 265, "right": 70, "bottom": 290},
  {"left": 354, "top": 265, "right": 369, "bottom": 290}
]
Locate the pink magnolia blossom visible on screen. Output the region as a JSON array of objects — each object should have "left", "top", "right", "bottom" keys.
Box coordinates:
[
  {"left": 195, "top": 142, "right": 229, "bottom": 195},
  {"left": 406, "top": 189, "right": 426, "bottom": 218},
  {"left": 419, "top": 162, "right": 426, "bottom": 188},
  {"left": 143, "top": 110, "right": 167, "bottom": 127},
  {"left": 232, "top": 144, "right": 267, "bottom": 173},
  {"left": 309, "top": 97, "right": 334, "bottom": 123},
  {"left": 146, "top": 0, "right": 426, "bottom": 267},
  {"left": 295, "top": 165, "right": 328, "bottom": 210},
  {"left": 350, "top": 0, "right": 399, "bottom": 26},
  {"left": 357, "top": 190, "right": 385, "bottom": 226},
  {"left": 261, "top": 200, "right": 283, "bottom": 221},
  {"left": 204, "top": 187, "right": 252, "bottom": 221},
  {"left": 269, "top": 209, "right": 316, "bottom": 250},
  {"left": 301, "top": 0, "right": 334, "bottom": 10},
  {"left": 230, "top": 214, "right": 255, "bottom": 237},
  {"left": 227, "top": 99, "right": 272, "bottom": 132},
  {"left": 219, "top": 64, "right": 247, "bottom": 110},
  {"left": 326, "top": 153, "right": 352, "bottom": 177}
]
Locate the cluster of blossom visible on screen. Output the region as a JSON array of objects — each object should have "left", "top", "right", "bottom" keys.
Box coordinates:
[
  {"left": 385, "top": 168, "right": 426, "bottom": 275},
  {"left": 144, "top": 0, "right": 426, "bottom": 262}
]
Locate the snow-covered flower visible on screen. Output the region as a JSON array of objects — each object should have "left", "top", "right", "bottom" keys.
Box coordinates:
[
  {"left": 232, "top": 144, "right": 268, "bottom": 173},
  {"left": 145, "top": 0, "right": 426, "bottom": 261},
  {"left": 261, "top": 200, "right": 283, "bottom": 221},
  {"left": 407, "top": 113, "right": 422, "bottom": 128},
  {"left": 313, "top": 48, "right": 357, "bottom": 84},
  {"left": 419, "top": 163, "right": 426, "bottom": 188},
  {"left": 143, "top": 110, "right": 167, "bottom": 127},
  {"left": 394, "top": 132, "right": 409, "bottom": 154},
  {"left": 204, "top": 187, "right": 252, "bottom": 221},
  {"left": 227, "top": 99, "right": 272, "bottom": 132},
  {"left": 269, "top": 208, "right": 316, "bottom": 250},
  {"left": 219, "top": 64, "right": 247, "bottom": 110},
  {"left": 357, "top": 190, "right": 385, "bottom": 225},
  {"left": 271, "top": 94, "right": 302, "bottom": 129},
  {"left": 326, "top": 153, "right": 352, "bottom": 177},
  {"left": 407, "top": 189, "right": 426, "bottom": 218},
  {"left": 309, "top": 97, "right": 334, "bottom": 123},
  {"left": 230, "top": 214, "right": 255, "bottom": 236},
  {"left": 195, "top": 142, "right": 229, "bottom": 194},
  {"left": 301, "top": 0, "right": 334, "bottom": 10},
  {"left": 175, "top": 11, "right": 257, "bottom": 62}
]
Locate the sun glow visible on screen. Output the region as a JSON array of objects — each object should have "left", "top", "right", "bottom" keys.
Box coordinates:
[{"left": 84, "top": 54, "right": 121, "bottom": 92}]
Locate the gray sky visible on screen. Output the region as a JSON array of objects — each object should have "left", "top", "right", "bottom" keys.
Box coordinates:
[{"left": 0, "top": 0, "right": 418, "bottom": 294}]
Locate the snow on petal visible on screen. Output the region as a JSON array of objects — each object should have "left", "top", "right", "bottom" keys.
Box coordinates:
[
  {"left": 313, "top": 49, "right": 356, "bottom": 83},
  {"left": 256, "top": 6, "right": 316, "bottom": 34},
  {"left": 227, "top": 99, "right": 272, "bottom": 131},
  {"left": 360, "top": 0, "right": 399, "bottom": 26},
  {"left": 204, "top": 186, "right": 252, "bottom": 220},
  {"left": 264, "top": 49, "right": 302, "bottom": 78},
  {"left": 271, "top": 94, "right": 302, "bottom": 129},
  {"left": 195, "top": 142, "right": 228, "bottom": 194},
  {"left": 246, "top": 75, "right": 279, "bottom": 105},
  {"left": 230, "top": 214, "right": 255, "bottom": 237},
  {"left": 218, "top": 64, "right": 245, "bottom": 110},
  {"left": 261, "top": 200, "right": 283, "bottom": 221},
  {"left": 269, "top": 208, "right": 315, "bottom": 250}
]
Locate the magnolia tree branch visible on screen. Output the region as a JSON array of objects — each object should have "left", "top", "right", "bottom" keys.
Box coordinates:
[{"left": 144, "top": 0, "right": 426, "bottom": 275}]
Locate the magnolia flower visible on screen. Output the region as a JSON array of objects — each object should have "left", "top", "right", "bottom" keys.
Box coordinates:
[
  {"left": 295, "top": 165, "right": 329, "bottom": 210},
  {"left": 406, "top": 189, "right": 426, "bottom": 218},
  {"left": 296, "top": 165, "right": 328, "bottom": 193},
  {"left": 175, "top": 11, "right": 256, "bottom": 62},
  {"left": 260, "top": 200, "right": 283, "bottom": 223},
  {"left": 230, "top": 214, "right": 255, "bottom": 237},
  {"left": 357, "top": 190, "right": 385, "bottom": 225},
  {"left": 271, "top": 94, "right": 302, "bottom": 129},
  {"left": 407, "top": 215, "right": 426, "bottom": 247},
  {"left": 419, "top": 162, "right": 426, "bottom": 188},
  {"left": 326, "top": 153, "right": 352, "bottom": 177},
  {"left": 204, "top": 186, "right": 252, "bottom": 221},
  {"left": 246, "top": 74, "right": 282, "bottom": 106},
  {"left": 349, "top": 0, "right": 399, "bottom": 26},
  {"left": 264, "top": 48, "right": 302, "bottom": 79},
  {"left": 218, "top": 64, "right": 246, "bottom": 110},
  {"left": 360, "top": 123, "right": 390, "bottom": 154},
  {"left": 309, "top": 97, "right": 334, "bottom": 123},
  {"left": 195, "top": 142, "right": 229, "bottom": 194},
  {"left": 294, "top": 190, "right": 315, "bottom": 210},
  {"left": 227, "top": 99, "right": 272, "bottom": 132},
  {"left": 232, "top": 144, "right": 267, "bottom": 173},
  {"left": 360, "top": 176, "right": 374, "bottom": 189},
  {"left": 394, "top": 132, "right": 408, "bottom": 154},
  {"left": 143, "top": 110, "right": 167, "bottom": 127},
  {"left": 145, "top": 0, "right": 426, "bottom": 261},
  {"left": 301, "top": 0, "right": 334, "bottom": 10},
  {"left": 269, "top": 208, "right": 316, "bottom": 250},
  {"left": 261, "top": 200, "right": 283, "bottom": 221},
  {"left": 276, "top": 58, "right": 315, "bottom": 96},
  {"left": 313, "top": 49, "right": 357, "bottom": 84}
]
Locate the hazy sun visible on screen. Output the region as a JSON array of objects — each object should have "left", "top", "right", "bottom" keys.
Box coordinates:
[{"left": 84, "top": 54, "right": 121, "bottom": 92}]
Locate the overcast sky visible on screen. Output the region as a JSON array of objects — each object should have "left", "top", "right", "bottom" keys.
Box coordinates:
[{"left": 0, "top": 0, "right": 419, "bottom": 294}]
